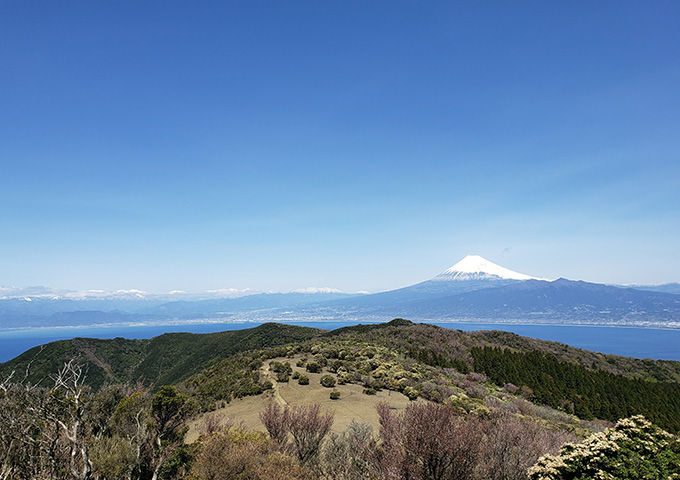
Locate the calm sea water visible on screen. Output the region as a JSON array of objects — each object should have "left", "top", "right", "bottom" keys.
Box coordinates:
[{"left": 1, "top": 321, "right": 679, "bottom": 363}]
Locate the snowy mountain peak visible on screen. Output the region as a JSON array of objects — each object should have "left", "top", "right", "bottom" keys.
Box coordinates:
[
  {"left": 436, "top": 255, "right": 541, "bottom": 281},
  {"left": 291, "top": 287, "right": 343, "bottom": 294}
]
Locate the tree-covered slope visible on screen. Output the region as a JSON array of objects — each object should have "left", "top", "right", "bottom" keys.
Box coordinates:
[
  {"left": 472, "top": 346, "right": 680, "bottom": 431},
  {"left": 134, "top": 323, "right": 321, "bottom": 386},
  {"left": 0, "top": 323, "right": 321, "bottom": 389}
]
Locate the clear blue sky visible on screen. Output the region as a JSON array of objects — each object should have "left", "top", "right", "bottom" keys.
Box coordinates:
[{"left": 1, "top": 1, "right": 679, "bottom": 293}]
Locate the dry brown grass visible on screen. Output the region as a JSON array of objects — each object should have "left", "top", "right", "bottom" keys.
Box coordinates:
[{"left": 185, "top": 355, "right": 422, "bottom": 443}]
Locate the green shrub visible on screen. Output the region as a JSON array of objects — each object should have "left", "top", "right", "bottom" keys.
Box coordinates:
[
  {"left": 292, "top": 371, "right": 300, "bottom": 379},
  {"left": 313, "top": 354, "right": 328, "bottom": 366},
  {"left": 271, "top": 361, "right": 292, "bottom": 382},
  {"left": 298, "top": 375, "right": 309, "bottom": 385},
  {"left": 306, "top": 362, "right": 322, "bottom": 374},
  {"left": 320, "top": 375, "right": 336, "bottom": 388},
  {"left": 329, "top": 360, "right": 344, "bottom": 373},
  {"left": 330, "top": 391, "right": 341, "bottom": 400},
  {"left": 269, "top": 361, "right": 284, "bottom": 372},
  {"left": 363, "top": 388, "right": 377, "bottom": 395},
  {"left": 403, "top": 386, "right": 419, "bottom": 401}
]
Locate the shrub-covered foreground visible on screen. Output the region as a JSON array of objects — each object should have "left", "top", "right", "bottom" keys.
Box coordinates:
[
  {"left": 529, "top": 415, "right": 680, "bottom": 480},
  {"left": 3, "top": 318, "right": 680, "bottom": 480},
  {"left": 2, "top": 358, "right": 677, "bottom": 480},
  {"left": 0, "top": 359, "right": 575, "bottom": 480},
  {"left": 203, "top": 400, "right": 577, "bottom": 480}
]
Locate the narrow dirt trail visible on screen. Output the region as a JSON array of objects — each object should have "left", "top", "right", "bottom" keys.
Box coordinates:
[{"left": 262, "top": 363, "right": 288, "bottom": 406}]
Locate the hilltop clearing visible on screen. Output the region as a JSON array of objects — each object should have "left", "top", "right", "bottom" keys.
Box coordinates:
[{"left": 185, "top": 353, "right": 420, "bottom": 443}]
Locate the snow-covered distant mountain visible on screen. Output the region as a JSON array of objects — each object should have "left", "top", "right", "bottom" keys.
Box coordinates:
[
  {"left": 0, "top": 285, "right": 358, "bottom": 328},
  {"left": 434, "top": 255, "right": 545, "bottom": 281},
  {"left": 387, "top": 255, "right": 542, "bottom": 298},
  {"left": 0, "top": 285, "right": 358, "bottom": 303},
  {"left": 396, "top": 277, "right": 680, "bottom": 327},
  {"left": 0, "top": 285, "right": 71, "bottom": 300},
  {"left": 291, "top": 287, "right": 344, "bottom": 294},
  {"left": 291, "top": 255, "right": 540, "bottom": 313},
  {"left": 0, "top": 286, "right": 256, "bottom": 302},
  {"left": 2, "top": 255, "right": 679, "bottom": 329},
  {"left": 288, "top": 256, "right": 680, "bottom": 328}
]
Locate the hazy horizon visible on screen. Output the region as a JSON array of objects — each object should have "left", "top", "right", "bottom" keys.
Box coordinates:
[
  {"left": 2, "top": 253, "right": 678, "bottom": 298},
  {"left": 2, "top": 2, "right": 679, "bottom": 294}
]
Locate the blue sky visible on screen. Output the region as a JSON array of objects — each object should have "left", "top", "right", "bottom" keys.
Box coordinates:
[{"left": 1, "top": 1, "right": 679, "bottom": 293}]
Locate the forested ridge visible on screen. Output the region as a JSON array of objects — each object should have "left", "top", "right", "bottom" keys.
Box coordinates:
[{"left": 0, "top": 323, "right": 321, "bottom": 389}]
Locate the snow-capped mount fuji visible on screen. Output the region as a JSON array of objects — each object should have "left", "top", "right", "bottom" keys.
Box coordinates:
[
  {"left": 396, "top": 254, "right": 544, "bottom": 297},
  {"left": 296, "top": 255, "right": 680, "bottom": 328},
  {"left": 435, "top": 255, "right": 543, "bottom": 282},
  {"left": 302, "top": 255, "right": 543, "bottom": 314}
]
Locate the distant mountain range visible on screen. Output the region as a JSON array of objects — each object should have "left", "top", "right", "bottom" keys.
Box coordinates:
[
  {"left": 281, "top": 256, "right": 680, "bottom": 328},
  {"left": 1, "top": 255, "right": 679, "bottom": 329},
  {"left": 626, "top": 283, "right": 680, "bottom": 295}
]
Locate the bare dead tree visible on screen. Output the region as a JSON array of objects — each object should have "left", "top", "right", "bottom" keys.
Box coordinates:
[
  {"left": 260, "top": 401, "right": 290, "bottom": 449},
  {"left": 198, "top": 411, "right": 226, "bottom": 436},
  {"left": 1, "top": 359, "right": 154, "bottom": 480},
  {"left": 377, "top": 402, "right": 485, "bottom": 480},
  {"left": 403, "top": 403, "right": 475, "bottom": 480},
  {"left": 260, "top": 403, "right": 333, "bottom": 467},
  {"left": 376, "top": 401, "right": 407, "bottom": 480},
  {"left": 476, "top": 413, "right": 578, "bottom": 480},
  {"left": 285, "top": 404, "right": 334, "bottom": 466},
  {"left": 0, "top": 371, "right": 14, "bottom": 397},
  {"left": 110, "top": 391, "right": 153, "bottom": 480},
  {"left": 1, "top": 359, "right": 91, "bottom": 480},
  {"left": 321, "top": 420, "right": 380, "bottom": 480},
  {"left": 49, "top": 359, "right": 93, "bottom": 480}
]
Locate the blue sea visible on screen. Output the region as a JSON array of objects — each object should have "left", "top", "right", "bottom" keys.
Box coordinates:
[{"left": 1, "top": 321, "right": 679, "bottom": 364}]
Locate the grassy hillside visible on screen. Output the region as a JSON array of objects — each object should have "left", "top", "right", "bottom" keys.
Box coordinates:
[{"left": 2, "top": 319, "right": 680, "bottom": 432}]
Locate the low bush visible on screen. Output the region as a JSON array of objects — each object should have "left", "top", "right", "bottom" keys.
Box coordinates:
[
  {"left": 320, "top": 375, "right": 336, "bottom": 388},
  {"left": 403, "top": 386, "right": 419, "bottom": 401},
  {"left": 306, "top": 362, "right": 322, "bottom": 373}
]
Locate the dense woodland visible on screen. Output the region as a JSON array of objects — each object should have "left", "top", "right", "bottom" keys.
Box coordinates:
[
  {"left": 1, "top": 320, "right": 679, "bottom": 479},
  {"left": 472, "top": 347, "right": 680, "bottom": 431}
]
